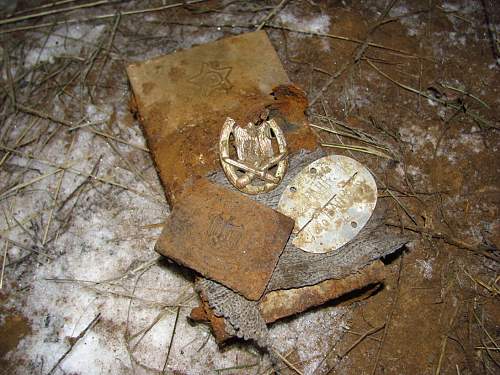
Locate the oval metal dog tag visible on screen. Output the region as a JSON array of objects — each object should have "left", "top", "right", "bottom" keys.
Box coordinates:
[{"left": 277, "top": 155, "right": 377, "bottom": 254}]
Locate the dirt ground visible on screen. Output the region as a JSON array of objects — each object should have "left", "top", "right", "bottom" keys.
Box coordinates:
[{"left": 0, "top": 1, "right": 499, "bottom": 374}]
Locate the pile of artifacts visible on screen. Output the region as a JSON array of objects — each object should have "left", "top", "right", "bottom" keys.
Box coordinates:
[{"left": 127, "top": 31, "right": 409, "bottom": 364}]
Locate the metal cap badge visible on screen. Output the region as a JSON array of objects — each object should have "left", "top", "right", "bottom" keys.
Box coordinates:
[{"left": 219, "top": 112, "right": 288, "bottom": 194}]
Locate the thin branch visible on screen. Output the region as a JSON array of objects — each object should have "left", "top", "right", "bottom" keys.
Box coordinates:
[
  {"left": 256, "top": 0, "right": 288, "bottom": 31},
  {"left": 17, "top": 104, "right": 149, "bottom": 152},
  {"left": 0, "top": 240, "right": 8, "bottom": 289},
  {"left": 371, "top": 255, "right": 404, "bottom": 375},
  {"left": 272, "top": 349, "right": 304, "bottom": 375},
  {"left": 0, "top": 0, "right": 210, "bottom": 34},
  {"left": 366, "top": 59, "right": 498, "bottom": 130},
  {"left": 47, "top": 313, "right": 101, "bottom": 375},
  {"left": 162, "top": 307, "right": 181, "bottom": 373},
  {"left": 0, "top": 0, "right": 115, "bottom": 26},
  {"left": 385, "top": 221, "right": 499, "bottom": 262}
]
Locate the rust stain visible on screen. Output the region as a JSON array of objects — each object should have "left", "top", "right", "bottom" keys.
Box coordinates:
[
  {"left": 155, "top": 179, "right": 294, "bottom": 301},
  {"left": 0, "top": 314, "right": 31, "bottom": 358},
  {"left": 190, "top": 284, "right": 232, "bottom": 344},
  {"left": 126, "top": 31, "right": 318, "bottom": 206}
]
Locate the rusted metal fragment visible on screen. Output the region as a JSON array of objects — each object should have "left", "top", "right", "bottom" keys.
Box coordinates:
[
  {"left": 259, "top": 260, "right": 386, "bottom": 323},
  {"left": 190, "top": 285, "right": 233, "bottom": 344},
  {"left": 189, "top": 306, "right": 208, "bottom": 322},
  {"left": 126, "top": 31, "right": 317, "bottom": 205},
  {"left": 190, "top": 261, "right": 386, "bottom": 343},
  {"left": 155, "top": 179, "right": 294, "bottom": 300}
]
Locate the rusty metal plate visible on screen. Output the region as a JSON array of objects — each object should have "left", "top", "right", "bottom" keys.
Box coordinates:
[
  {"left": 155, "top": 179, "right": 294, "bottom": 300},
  {"left": 127, "top": 31, "right": 318, "bottom": 206},
  {"left": 259, "top": 261, "right": 385, "bottom": 323},
  {"left": 277, "top": 155, "right": 377, "bottom": 254}
]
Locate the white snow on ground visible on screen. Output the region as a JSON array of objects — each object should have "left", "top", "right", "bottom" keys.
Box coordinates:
[
  {"left": 399, "top": 124, "right": 439, "bottom": 152},
  {"left": 276, "top": 9, "right": 331, "bottom": 51},
  {"left": 389, "top": 4, "right": 421, "bottom": 37},
  {"left": 269, "top": 306, "right": 350, "bottom": 374},
  {"left": 339, "top": 85, "right": 371, "bottom": 113},
  {"left": 277, "top": 11, "right": 331, "bottom": 34},
  {"left": 25, "top": 24, "right": 106, "bottom": 68},
  {"left": 416, "top": 258, "right": 434, "bottom": 280}
]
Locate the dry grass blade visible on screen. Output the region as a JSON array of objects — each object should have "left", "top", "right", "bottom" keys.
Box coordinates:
[
  {"left": 3, "top": 48, "right": 16, "bottom": 107},
  {"left": 266, "top": 25, "right": 421, "bottom": 58},
  {"left": 0, "top": 144, "right": 164, "bottom": 204},
  {"left": 365, "top": 59, "right": 498, "bottom": 130},
  {"left": 0, "top": 235, "right": 53, "bottom": 260},
  {"left": 463, "top": 268, "right": 499, "bottom": 296},
  {"left": 0, "top": 240, "right": 8, "bottom": 289},
  {"left": 0, "top": 210, "right": 42, "bottom": 237},
  {"left": 0, "top": 0, "right": 114, "bottom": 26},
  {"left": 0, "top": 0, "right": 210, "bottom": 34},
  {"left": 436, "top": 305, "right": 459, "bottom": 375},
  {"left": 272, "top": 349, "right": 304, "bottom": 375},
  {"left": 315, "top": 324, "right": 385, "bottom": 374},
  {"left": 67, "top": 120, "right": 105, "bottom": 131},
  {"left": 93, "top": 11, "right": 121, "bottom": 94},
  {"left": 256, "top": 0, "right": 288, "bottom": 31},
  {"left": 439, "top": 82, "right": 490, "bottom": 109},
  {"left": 47, "top": 313, "right": 101, "bottom": 375},
  {"left": 310, "top": 122, "right": 394, "bottom": 155},
  {"left": 385, "top": 221, "right": 500, "bottom": 262},
  {"left": 371, "top": 255, "right": 404, "bottom": 375},
  {"left": 472, "top": 309, "right": 500, "bottom": 351},
  {"left": 0, "top": 168, "right": 65, "bottom": 201},
  {"left": 82, "top": 286, "right": 194, "bottom": 308},
  {"left": 309, "top": 0, "right": 400, "bottom": 106},
  {"left": 321, "top": 142, "right": 394, "bottom": 159},
  {"left": 42, "top": 134, "right": 76, "bottom": 245},
  {"left": 101, "top": 134, "right": 162, "bottom": 198},
  {"left": 16, "top": 104, "right": 149, "bottom": 152},
  {"left": 385, "top": 188, "right": 418, "bottom": 225},
  {"left": 12, "top": 0, "right": 80, "bottom": 16},
  {"left": 342, "top": 324, "right": 385, "bottom": 357},
  {"left": 162, "top": 307, "right": 181, "bottom": 373},
  {"left": 214, "top": 362, "right": 258, "bottom": 373},
  {"left": 0, "top": 117, "right": 40, "bottom": 168}
]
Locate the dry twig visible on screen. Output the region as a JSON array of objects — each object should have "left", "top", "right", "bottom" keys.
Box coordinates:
[
  {"left": 371, "top": 255, "right": 404, "bottom": 375},
  {"left": 0, "top": 0, "right": 210, "bottom": 34},
  {"left": 47, "top": 313, "right": 101, "bottom": 375}
]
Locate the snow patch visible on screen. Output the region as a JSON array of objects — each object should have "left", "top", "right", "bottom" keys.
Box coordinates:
[
  {"left": 277, "top": 11, "right": 331, "bottom": 34},
  {"left": 399, "top": 125, "right": 438, "bottom": 152},
  {"left": 25, "top": 25, "right": 105, "bottom": 68},
  {"left": 416, "top": 258, "right": 434, "bottom": 280}
]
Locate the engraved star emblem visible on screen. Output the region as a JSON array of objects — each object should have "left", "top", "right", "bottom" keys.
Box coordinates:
[{"left": 188, "top": 62, "right": 233, "bottom": 94}]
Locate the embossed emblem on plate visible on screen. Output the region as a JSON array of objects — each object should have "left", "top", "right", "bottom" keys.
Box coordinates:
[{"left": 155, "top": 179, "right": 294, "bottom": 300}]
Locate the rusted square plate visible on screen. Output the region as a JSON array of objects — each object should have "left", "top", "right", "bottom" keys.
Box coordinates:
[
  {"left": 126, "top": 31, "right": 317, "bottom": 205},
  {"left": 155, "top": 179, "right": 294, "bottom": 300}
]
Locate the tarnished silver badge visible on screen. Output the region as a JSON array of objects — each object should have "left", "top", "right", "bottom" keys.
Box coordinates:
[
  {"left": 219, "top": 114, "right": 288, "bottom": 194},
  {"left": 278, "top": 155, "right": 378, "bottom": 254}
]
